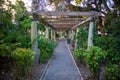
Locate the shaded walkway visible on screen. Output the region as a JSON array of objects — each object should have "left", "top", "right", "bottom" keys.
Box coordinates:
[{"left": 42, "top": 40, "right": 83, "bottom": 80}]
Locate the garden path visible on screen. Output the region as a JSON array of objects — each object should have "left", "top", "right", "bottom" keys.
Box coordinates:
[{"left": 42, "top": 39, "right": 83, "bottom": 80}]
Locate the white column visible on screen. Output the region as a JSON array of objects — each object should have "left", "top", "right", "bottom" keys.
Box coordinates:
[
  {"left": 51, "top": 29, "right": 53, "bottom": 40},
  {"left": 46, "top": 27, "right": 49, "bottom": 39},
  {"left": 75, "top": 28, "right": 79, "bottom": 49},
  {"left": 69, "top": 30, "right": 72, "bottom": 39},
  {"left": 53, "top": 29, "right": 56, "bottom": 41},
  {"left": 31, "top": 21, "right": 40, "bottom": 64},
  {"left": 72, "top": 30, "right": 74, "bottom": 40},
  {"left": 88, "top": 21, "right": 94, "bottom": 47}
]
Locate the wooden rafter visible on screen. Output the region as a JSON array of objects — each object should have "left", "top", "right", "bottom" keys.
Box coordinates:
[
  {"left": 30, "top": 11, "right": 102, "bottom": 30},
  {"left": 72, "top": 17, "right": 93, "bottom": 29},
  {"left": 30, "top": 11, "right": 102, "bottom": 16},
  {"left": 49, "top": 22, "right": 79, "bottom": 25},
  {"left": 44, "top": 18, "right": 86, "bottom": 21}
]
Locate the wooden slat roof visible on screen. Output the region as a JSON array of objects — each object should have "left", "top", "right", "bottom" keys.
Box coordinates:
[{"left": 30, "top": 11, "right": 102, "bottom": 31}]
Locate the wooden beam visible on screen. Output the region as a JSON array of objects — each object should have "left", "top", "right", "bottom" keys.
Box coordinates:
[
  {"left": 45, "top": 18, "right": 86, "bottom": 21},
  {"left": 46, "top": 20, "right": 81, "bottom": 23},
  {"left": 53, "top": 26, "right": 73, "bottom": 29},
  {"left": 49, "top": 22, "right": 79, "bottom": 25},
  {"left": 72, "top": 17, "right": 93, "bottom": 29},
  {"left": 56, "top": 28, "right": 70, "bottom": 31},
  {"left": 29, "top": 11, "right": 102, "bottom": 16}
]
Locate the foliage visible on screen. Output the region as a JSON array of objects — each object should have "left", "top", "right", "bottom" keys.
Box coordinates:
[
  {"left": 105, "top": 12, "right": 117, "bottom": 28},
  {"left": 0, "top": 0, "right": 32, "bottom": 79},
  {"left": 110, "top": 17, "right": 120, "bottom": 53},
  {"left": 21, "top": 17, "right": 31, "bottom": 28},
  {"left": 84, "top": 46, "right": 106, "bottom": 77},
  {"left": 12, "top": 48, "right": 34, "bottom": 78},
  {"left": 76, "top": 27, "right": 88, "bottom": 49},
  {"left": 75, "top": 0, "right": 83, "bottom": 4},
  {"left": 105, "top": 64, "right": 120, "bottom": 80},
  {"left": 38, "top": 22, "right": 46, "bottom": 32},
  {"left": 14, "top": 0, "right": 27, "bottom": 23},
  {"left": 106, "top": 49, "right": 120, "bottom": 64},
  {"left": 0, "top": 43, "right": 20, "bottom": 57},
  {"left": 38, "top": 36, "right": 57, "bottom": 63},
  {"left": 94, "top": 36, "right": 116, "bottom": 50},
  {"left": 75, "top": 48, "right": 85, "bottom": 60}
]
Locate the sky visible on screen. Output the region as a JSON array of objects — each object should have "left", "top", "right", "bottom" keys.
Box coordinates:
[{"left": 21, "top": 0, "right": 32, "bottom": 11}]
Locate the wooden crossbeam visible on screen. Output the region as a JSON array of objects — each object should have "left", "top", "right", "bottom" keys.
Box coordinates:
[
  {"left": 45, "top": 18, "right": 86, "bottom": 21},
  {"left": 53, "top": 26, "right": 73, "bottom": 28},
  {"left": 29, "top": 11, "right": 102, "bottom": 16},
  {"left": 49, "top": 22, "right": 79, "bottom": 25},
  {"left": 72, "top": 17, "right": 93, "bottom": 29},
  {"left": 46, "top": 20, "right": 81, "bottom": 23}
]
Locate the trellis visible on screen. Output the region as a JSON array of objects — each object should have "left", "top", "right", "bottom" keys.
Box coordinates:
[{"left": 30, "top": 10, "right": 102, "bottom": 64}]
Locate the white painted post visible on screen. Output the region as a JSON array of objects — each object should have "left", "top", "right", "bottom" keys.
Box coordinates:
[
  {"left": 88, "top": 20, "right": 94, "bottom": 47},
  {"left": 46, "top": 27, "right": 49, "bottom": 39},
  {"left": 69, "top": 30, "right": 72, "bottom": 39},
  {"left": 51, "top": 29, "right": 53, "bottom": 40},
  {"left": 31, "top": 21, "right": 40, "bottom": 64},
  {"left": 75, "top": 28, "right": 79, "bottom": 49},
  {"left": 72, "top": 30, "right": 74, "bottom": 40},
  {"left": 53, "top": 29, "right": 56, "bottom": 41}
]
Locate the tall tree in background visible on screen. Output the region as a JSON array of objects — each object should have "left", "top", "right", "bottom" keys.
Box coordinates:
[{"left": 15, "top": 0, "right": 27, "bottom": 24}]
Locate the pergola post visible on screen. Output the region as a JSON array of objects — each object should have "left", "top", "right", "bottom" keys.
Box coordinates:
[
  {"left": 75, "top": 28, "right": 79, "bottom": 49},
  {"left": 50, "top": 28, "right": 53, "bottom": 40},
  {"left": 53, "top": 29, "right": 56, "bottom": 41},
  {"left": 88, "top": 20, "right": 94, "bottom": 47},
  {"left": 72, "top": 30, "right": 74, "bottom": 40},
  {"left": 46, "top": 27, "right": 49, "bottom": 39},
  {"left": 31, "top": 21, "right": 40, "bottom": 64}
]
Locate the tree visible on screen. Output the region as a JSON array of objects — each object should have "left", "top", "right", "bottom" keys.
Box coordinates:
[{"left": 14, "top": 0, "right": 27, "bottom": 24}]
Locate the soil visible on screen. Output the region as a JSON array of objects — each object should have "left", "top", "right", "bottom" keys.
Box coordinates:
[{"left": 31, "top": 64, "right": 46, "bottom": 80}]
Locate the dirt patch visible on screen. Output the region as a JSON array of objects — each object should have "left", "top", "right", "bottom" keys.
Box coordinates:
[{"left": 31, "top": 64, "right": 46, "bottom": 80}]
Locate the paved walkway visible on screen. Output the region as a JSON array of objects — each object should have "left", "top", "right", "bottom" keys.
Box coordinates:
[{"left": 42, "top": 40, "right": 82, "bottom": 80}]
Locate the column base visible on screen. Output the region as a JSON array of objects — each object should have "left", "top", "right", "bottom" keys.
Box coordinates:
[{"left": 32, "top": 48, "right": 40, "bottom": 65}]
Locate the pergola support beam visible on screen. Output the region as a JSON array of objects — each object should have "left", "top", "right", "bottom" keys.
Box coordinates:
[
  {"left": 31, "top": 21, "right": 40, "bottom": 64},
  {"left": 88, "top": 20, "right": 94, "bottom": 47}
]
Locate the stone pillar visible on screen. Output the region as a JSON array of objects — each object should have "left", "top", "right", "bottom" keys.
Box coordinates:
[
  {"left": 51, "top": 29, "right": 53, "bottom": 40},
  {"left": 68, "top": 30, "right": 72, "bottom": 39},
  {"left": 72, "top": 30, "right": 74, "bottom": 40},
  {"left": 75, "top": 28, "right": 79, "bottom": 49},
  {"left": 31, "top": 21, "right": 40, "bottom": 64},
  {"left": 53, "top": 29, "right": 56, "bottom": 41},
  {"left": 46, "top": 27, "right": 49, "bottom": 39},
  {"left": 88, "top": 20, "right": 94, "bottom": 47}
]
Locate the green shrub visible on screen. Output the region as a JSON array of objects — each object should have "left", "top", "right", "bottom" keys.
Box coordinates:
[
  {"left": 3, "top": 31, "right": 31, "bottom": 48},
  {"left": 38, "top": 37, "right": 57, "bottom": 63},
  {"left": 75, "top": 48, "right": 85, "bottom": 60},
  {"left": 0, "top": 43, "right": 20, "bottom": 57},
  {"left": 94, "top": 36, "right": 116, "bottom": 50},
  {"left": 76, "top": 27, "right": 88, "bottom": 49},
  {"left": 12, "top": 48, "right": 34, "bottom": 78},
  {"left": 106, "top": 49, "right": 120, "bottom": 64},
  {"left": 85, "top": 46, "right": 106, "bottom": 79},
  {"left": 105, "top": 64, "right": 120, "bottom": 80}
]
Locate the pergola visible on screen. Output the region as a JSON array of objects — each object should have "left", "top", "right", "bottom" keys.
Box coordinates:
[
  {"left": 30, "top": 11, "right": 101, "bottom": 31},
  {"left": 30, "top": 3, "right": 102, "bottom": 64}
]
